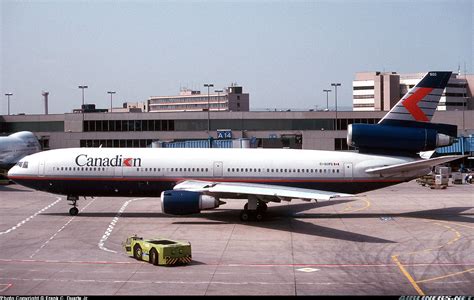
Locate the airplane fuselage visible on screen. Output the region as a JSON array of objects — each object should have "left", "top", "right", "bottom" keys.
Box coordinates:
[
  {"left": 0, "top": 131, "right": 41, "bottom": 170},
  {"left": 8, "top": 147, "right": 427, "bottom": 197}
]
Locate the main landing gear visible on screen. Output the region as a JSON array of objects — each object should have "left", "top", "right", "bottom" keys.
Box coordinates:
[
  {"left": 67, "top": 195, "right": 79, "bottom": 216},
  {"left": 240, "top": 196, "right": 268, "bottom": 222}
]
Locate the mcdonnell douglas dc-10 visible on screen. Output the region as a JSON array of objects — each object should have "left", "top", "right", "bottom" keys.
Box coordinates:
[{"left": 8, "top": 72, "right": 462, "bottom": 221}]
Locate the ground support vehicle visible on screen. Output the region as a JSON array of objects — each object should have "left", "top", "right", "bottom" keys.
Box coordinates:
[{"left": 123, "top": 235, "right": 192, "bottom": 266}]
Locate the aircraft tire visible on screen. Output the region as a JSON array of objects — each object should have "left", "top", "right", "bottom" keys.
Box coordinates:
[
  {"left": 240, "top": 210, "right": 250, "bottom": 222},
  {"left": 255, "top": 211, "right": 265, "bottom": 222},
  {"left": 69, "top": 207, "right": 79, "bottom": 216}
]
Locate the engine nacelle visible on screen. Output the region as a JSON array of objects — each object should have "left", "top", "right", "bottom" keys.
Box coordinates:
[
  {"left": 347, "top": 124, "right": 454, "bottom": 152},
  {"left": 160, "top": 190, "right": 221, "bottom": 215}
]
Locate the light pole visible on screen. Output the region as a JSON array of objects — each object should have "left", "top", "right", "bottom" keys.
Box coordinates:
[
  {"left": 215, "top": 89, "right": 223, "bottom": 111},
  {"left": 331, "top": 83, "right": 341, "bottom": 130},
  {"left": 107, "top": 91, "right": 116, "bottom": 112},
  {"left": 42, "top": 91, "right": 49, "bottom": 115},
  {"left": 78, "top": 85, "right": 88, "bottom": 109},
  {"left": 204, "top": 83, "right": 214, "bottom": 133},
  {"left": 323, "top": 89, "right": 331, "bottom": 111},
  {"left": 4, "top": 93, "right": 13, "bottom": 115}
]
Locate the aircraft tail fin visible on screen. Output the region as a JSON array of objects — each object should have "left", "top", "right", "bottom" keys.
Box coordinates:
[{"left": 379, "top": 71, "right": 452, "bottom": 125}]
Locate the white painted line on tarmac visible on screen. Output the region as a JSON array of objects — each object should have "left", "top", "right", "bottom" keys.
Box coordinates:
[
  {"left": 29, "top": 198, "right": 97, "bottom": 258},
  {"left": 296, "top": 267, "right": 320, "bottom": 273},
  {"left": 0, "top": 197, "right": 62, "bottom": 236},
  {"left": 0, "top": 283, "right": 12, "bottom": 292},
  {"left": 98, "top": 198, "right": 145, "bottom": 253}
]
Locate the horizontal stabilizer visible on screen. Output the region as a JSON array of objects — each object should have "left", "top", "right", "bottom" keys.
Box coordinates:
[
  {"left": 174, "top": 180, "right": 353, "bottom": 202},
  {"left": 365, "top": 155, "right": 464, "bottom": 175}
]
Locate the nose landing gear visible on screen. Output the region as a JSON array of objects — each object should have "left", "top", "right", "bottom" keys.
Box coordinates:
[{"left": 67, "top": 195, "right": 79, "bottom": 216}]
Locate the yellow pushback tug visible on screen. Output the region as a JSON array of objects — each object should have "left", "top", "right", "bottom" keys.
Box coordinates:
[{"left": 123, "top": 235, "right": 192, "bottom": 266}]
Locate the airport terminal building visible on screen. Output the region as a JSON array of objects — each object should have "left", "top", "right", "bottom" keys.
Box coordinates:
[
  {"left": 1, "top": 72, "right": 473, "bottom": 165},
  {"left": 1, "top": 110, "right": 473, "bottom": 153}
]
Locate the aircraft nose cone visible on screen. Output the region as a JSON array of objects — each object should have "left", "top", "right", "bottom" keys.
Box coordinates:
[{"left": 7, "top": 166, "right": 18, "bottom": 179}]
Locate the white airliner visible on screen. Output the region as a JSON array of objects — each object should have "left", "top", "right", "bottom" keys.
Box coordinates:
[
  {"left": 0, "top": 131, "right": 41, "bottom": 171},
  {"left": 8, "top": 71, "right": 462, "bottom": 221}
]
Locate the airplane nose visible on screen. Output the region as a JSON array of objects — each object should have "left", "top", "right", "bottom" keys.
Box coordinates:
[{"left": 7, "top": 166, "right": 18, "bottom": 179}]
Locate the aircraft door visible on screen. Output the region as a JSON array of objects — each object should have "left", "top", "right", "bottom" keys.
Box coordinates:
[
  {"left": 38, "top": 161, "right": 45, "bottom": 177},
  {"left": 213, "top": 161, "right": 223, "bottom": 177},
  {"left": 344, "top": 163, "right": 353, "bottom": 179}
]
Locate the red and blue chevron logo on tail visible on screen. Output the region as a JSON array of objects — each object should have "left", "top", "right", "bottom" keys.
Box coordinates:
[
  {"left": 401, "top": 87, "right": 433, "bottom": 122},
  {"left": 379, "top": 71, "right": 452, "bottom": 125}
]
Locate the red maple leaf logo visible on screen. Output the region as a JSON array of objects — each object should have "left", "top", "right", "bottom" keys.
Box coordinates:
[{"left": 123, "top": 158, "right": 132, "bottom": 167}]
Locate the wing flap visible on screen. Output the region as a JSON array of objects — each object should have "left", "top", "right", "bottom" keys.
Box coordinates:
[
  {"left": 173, "top": 180, "right": 352, "bottom": 202},
  {"left": 365, "top": 155, "right": 464, "bottom": 175}
]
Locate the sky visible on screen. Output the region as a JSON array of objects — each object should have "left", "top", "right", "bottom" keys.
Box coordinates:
[{"left": 0, "top": 0, "right": 472, "bottom": 115}]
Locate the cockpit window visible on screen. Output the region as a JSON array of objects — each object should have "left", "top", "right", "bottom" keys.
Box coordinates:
[{"left": 17, "top": 161, "right": 28, "bottom": 168}]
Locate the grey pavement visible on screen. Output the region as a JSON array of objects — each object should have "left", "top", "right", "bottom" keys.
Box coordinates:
[{"left": 0, "top": 180, "right": 473, "bottom": 295}]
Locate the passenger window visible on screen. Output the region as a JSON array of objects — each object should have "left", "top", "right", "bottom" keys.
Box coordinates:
[{"left": 23, "top": 162, "right": 28, "bottom": 168}]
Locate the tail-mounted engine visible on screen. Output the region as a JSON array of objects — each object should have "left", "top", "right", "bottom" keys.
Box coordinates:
[{"left": 347, "top": 123, "right": 455, "bottom": 153}]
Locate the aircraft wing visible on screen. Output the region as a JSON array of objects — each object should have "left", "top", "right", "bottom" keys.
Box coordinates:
[
  {"left": 365, "top": 155, "right": 464, "bottom": 175},
  {"left": 173, "top": 180, "right": 353, "bottom": 202}
]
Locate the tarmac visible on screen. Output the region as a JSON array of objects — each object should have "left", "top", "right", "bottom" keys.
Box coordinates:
[{"left": 0, "top": 180, "right": 473, "bottom": 295}]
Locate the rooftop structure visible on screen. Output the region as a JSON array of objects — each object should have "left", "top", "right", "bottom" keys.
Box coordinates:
[{"left": 148, "top": 84, "right": 249, "bottom": 112}]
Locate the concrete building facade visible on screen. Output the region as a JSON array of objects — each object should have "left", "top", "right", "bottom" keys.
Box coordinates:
[
  {"left": 353, "top": 72, "right": 474, "bottom": 111},
  {"left": 148, "top": 84, "right": 249, "bottom": 113}
]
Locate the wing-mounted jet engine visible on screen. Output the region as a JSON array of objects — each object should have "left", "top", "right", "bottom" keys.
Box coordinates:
[{"left": 160, "top": 190, "right": 225, "bottom": 215}]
